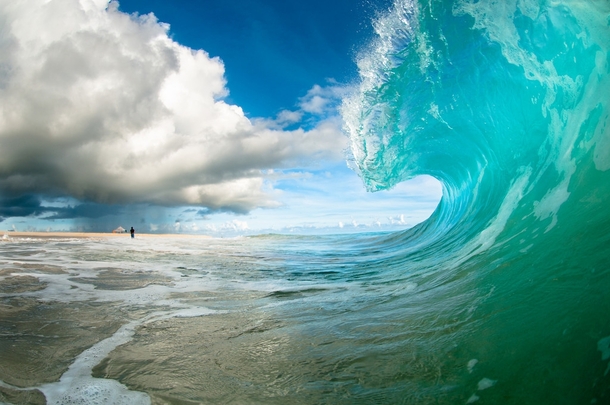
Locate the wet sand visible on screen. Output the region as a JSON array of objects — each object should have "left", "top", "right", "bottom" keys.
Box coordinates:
[{"left": 0, "top": 231, "right": 211, "bottom": 239}]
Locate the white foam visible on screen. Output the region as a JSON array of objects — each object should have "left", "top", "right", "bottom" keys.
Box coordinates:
[
  {"left": 36, "top": 307, "right": 216, "bottom": 405},
  {"left": 597, "top": 336, "right": 610, "bottom": 376},
  {"left": 597, "top": 336, "right": 610, "bottom": 360},
  {"left": 38, "top": 318, "right": 150, "bottom": 404},
  {"left": 41, "top": 378, "right": 150, "bottom": 405},
  {"left": 477, "top": 378, "right": 497, "bottom": 390},
  {"left": 467, "top": 359, "right": 478, "bottom": 373},
  {"left": 453, "top": 168, "right": 532, "bottom": 267}
]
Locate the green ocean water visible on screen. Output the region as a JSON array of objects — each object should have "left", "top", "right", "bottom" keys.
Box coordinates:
[{"left": 341, "top": 0, "right": 610, "bottom": 403}]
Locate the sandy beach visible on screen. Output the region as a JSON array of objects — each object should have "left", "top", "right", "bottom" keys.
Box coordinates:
[{"left": 0, "top": 231, "right": 211, "bottom": 239}]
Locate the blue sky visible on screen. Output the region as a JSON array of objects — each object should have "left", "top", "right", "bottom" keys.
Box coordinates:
[
  {"left": 0, "top": 0, "right": 441, "bottom": 236},
  {"left": 117, "top": 0, "right": 391, "bottom": 119}
]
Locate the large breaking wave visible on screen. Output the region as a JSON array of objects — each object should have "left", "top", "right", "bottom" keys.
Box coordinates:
[{"left": 341, "top": 0, "right": 610, "bottom": 402}]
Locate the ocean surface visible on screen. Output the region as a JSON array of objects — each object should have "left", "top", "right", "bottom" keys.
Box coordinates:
[{"left": 2, "top": 0, "right": 610, "bottom": 404}]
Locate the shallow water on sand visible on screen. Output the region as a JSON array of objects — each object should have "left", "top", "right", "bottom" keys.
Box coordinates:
[
  {"left": 2, "top": 235, "right": 421, "bottom": 405},
  {"left": 1, "top": 231, "right": 609, "bottom": 404}
]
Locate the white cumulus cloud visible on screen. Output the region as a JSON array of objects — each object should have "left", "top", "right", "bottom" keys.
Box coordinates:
[
  {"left": 0, "top": 0, "right": 347, "bottom": 214},
  {"left": 299, "top": 83, "right": 349, "bottom": 115}
]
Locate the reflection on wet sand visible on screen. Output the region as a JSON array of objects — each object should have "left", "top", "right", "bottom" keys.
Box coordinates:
[
  {"left": 0, "top": 297, "right": 126, "bottom": 388},
  {"left": 92, "top": 311, "right": 298, "bottom": 405},
  {"left": 69, "top": 268, "right": 174, "bottom": 291}
]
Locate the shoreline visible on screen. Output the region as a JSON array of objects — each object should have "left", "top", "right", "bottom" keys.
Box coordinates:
[{"left": 1, "top": 231, "right": 211, "bottom": 239}]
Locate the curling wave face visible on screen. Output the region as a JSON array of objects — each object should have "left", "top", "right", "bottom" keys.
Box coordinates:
[
  {"left": 343, "top": 0, "right": 610, "bottom": 249},
  {"left": 341, "top": 0, "right": 610, "bottom": 402}
]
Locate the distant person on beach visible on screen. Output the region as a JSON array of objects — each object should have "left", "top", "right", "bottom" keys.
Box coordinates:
[{"left": 130, "top": 227, "right": 135, "bottom": 238}]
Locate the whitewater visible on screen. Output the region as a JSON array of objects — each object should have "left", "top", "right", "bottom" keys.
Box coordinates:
[{"left": 1, "top": 0, "right": 610, "bottom": 403}]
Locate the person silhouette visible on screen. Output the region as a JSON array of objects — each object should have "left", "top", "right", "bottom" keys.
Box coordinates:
[{"left": 130, "top": 227, "right": 135, "bottom": 238}]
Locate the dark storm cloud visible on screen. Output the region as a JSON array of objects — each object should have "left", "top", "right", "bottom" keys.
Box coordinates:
[
  {"left": 0, "top": 194, "right": 123, "bottom": 221},
  {"left": 0, "top": 195, "right": 45, "bottom": 219},
  {"left": 46, "top": 202, "right": 124, "bottom": 220}
]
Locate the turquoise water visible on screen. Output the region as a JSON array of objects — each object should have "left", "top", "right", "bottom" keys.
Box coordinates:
[
  {"left": 340, "top": 0, "right": 610, "bottom": 403},
  {"left": 1, "top": 0, "right": 610, "bottom": 404}
]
